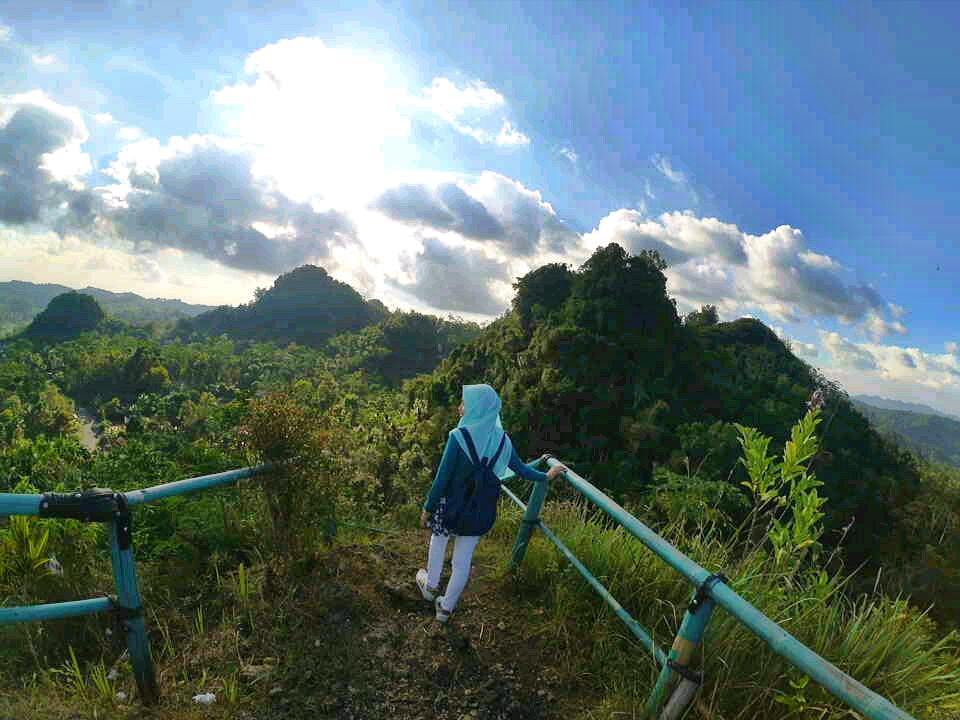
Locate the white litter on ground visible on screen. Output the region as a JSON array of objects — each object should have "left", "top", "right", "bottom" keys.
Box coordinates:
[{"left": 193, "top": 692, "right": 217, "bottom": 705}]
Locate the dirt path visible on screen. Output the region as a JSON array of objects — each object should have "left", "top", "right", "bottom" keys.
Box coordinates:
[
  {"left": 76, "top": 406, "right": 98, "bottom": 451},
  {"left": 230, "top": 531, "right": 578, "bottom": 720}
]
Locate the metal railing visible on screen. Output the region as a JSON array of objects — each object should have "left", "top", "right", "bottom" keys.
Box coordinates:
[
  {"left": 0, "top": 457, "right": 921, "bottom": 717},
  {"left": 502, "top": 456, "right": 916, "bottom": 720},
  {"left": 0, "top": 464, "right": 273, "bottom": 704}
]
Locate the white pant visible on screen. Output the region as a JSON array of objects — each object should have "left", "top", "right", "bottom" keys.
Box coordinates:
[{"left": 427, "top": 533, "right": 480, "bottom": 612}]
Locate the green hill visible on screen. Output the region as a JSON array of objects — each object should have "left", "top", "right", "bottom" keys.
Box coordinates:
[
  {"left": 21, "top": 292, "right": 107, "bottom": 342},
  {"left": 177, "top": 265, "right": 390, "bottom": 347},
  {"left": 0, "top": 280, "right": 213, "bottom": 335},
  {"left": 409, "top": 243, "right": 920, "bottom": 563},
  {"left": 853, "top": 400, "right": 960, "bottom": 467}
]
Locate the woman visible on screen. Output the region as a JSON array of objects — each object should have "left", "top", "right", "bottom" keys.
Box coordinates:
[{"left": 416, "top": 384, "right": 567, "bottom": 623}]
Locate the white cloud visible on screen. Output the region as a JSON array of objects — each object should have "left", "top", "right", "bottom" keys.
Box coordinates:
[
  {"left": 0, "top": 24, "right": 12, "bottom": 42},
  {"left": 579, "top": 210, "right": 902, "bottom": 331},
  {"left": 117, "top": 126, "right": 144, "bottom": 142},
  {"left": 864, "top": 311, "right": 908, "bottom": 341},
  {"left": 417, "top": 76, "right": 529, "bottom": 147},
  {"left": 0, "top": 89, "right": 92, "bottom": 188},
  {"left": 94, "top": 112, "right": 117, "bottom": 125},
  {"left": 495, "top": 121, "right": 529, "bottom": 147},
  {"left": 889, "top": 302, "right": 906, "bottom": 319},
  {"left": 820, "top": 332, "right": 960, "bottom": 392},
  {"left": 559, "top": 146, "right": 578, "bottom": 164},
  {"left": 31, "top": 53, "right": 61, "bottom": 68},
  {"left": 652, "top": 154, "right": 686, "bottom": 184},
  {"left": 644, "top": 178, "right": 656, "bottom": 200},
  {"left": 947, "top": 341, "right": 958, "bottom": 355},
  {"left": 420, "top": 77, "right": 505, "bottom": 124}
]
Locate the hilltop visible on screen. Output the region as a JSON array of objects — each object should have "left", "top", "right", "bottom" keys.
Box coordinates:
[{"left": 176, "top": 265, "right": 389, "bottom": 346}]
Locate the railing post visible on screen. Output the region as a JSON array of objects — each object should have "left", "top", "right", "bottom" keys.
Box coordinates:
[
  {"left": 509, "top": 476, "right": 550, "bottom": 569},
  {"left": 644, "top": 579, "right": 719, "bottom": 718},
  {"left": 108, "top": 495, "right": 159, "bottom": 704}
]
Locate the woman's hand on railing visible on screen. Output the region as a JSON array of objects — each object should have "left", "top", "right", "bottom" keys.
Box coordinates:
[{"left": 545, "top": 463, "right": 568, "bottom": 480}]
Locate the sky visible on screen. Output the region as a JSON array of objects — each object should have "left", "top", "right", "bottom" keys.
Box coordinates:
[{"left": 1, "top": 0, "right": 958, "bottom": 413}]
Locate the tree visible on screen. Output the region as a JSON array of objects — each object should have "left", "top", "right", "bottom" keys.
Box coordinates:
[
  {"left": 512, "top": 263, "right": 574, "bottom": 330},
  {"left": 684, "top": 304, "right": 720, "bottom": 328}
]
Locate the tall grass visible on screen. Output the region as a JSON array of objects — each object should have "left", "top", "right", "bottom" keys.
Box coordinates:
[
  {"left": 491, "top": 408, "right": 960, "bottom": 719},
  {"left": 493, "top": 501, "right": 960, "bottom": 719}
]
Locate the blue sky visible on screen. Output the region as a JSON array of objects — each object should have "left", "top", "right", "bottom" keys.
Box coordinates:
[{"left": 0, "top": 1, "right": 958, "bottom": 413}]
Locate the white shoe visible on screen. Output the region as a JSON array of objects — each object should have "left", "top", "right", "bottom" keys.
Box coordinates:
[
  {"left": 435, "top": 596, "right": 451, "bottom": 624},
  {"left": 416, "top": 569, "right": 438, "bottom": 602}
]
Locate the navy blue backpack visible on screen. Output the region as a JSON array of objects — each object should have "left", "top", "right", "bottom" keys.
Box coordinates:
[{"left": 442, "top": 427, "right": 507, "bottom": 536}]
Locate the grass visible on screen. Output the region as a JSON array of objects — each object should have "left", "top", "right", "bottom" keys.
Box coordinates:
[{"left": 487, "top": 495, "right": 960, "bottom": 719}]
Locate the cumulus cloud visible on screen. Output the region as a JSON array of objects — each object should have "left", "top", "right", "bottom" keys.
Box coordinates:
[
  {"left": 582, "top": 209, "right": 746, "bottom": 267},
  {"left": 582, "top": 209, "right": 900, "bottom": 330},
  {"left": 388, "top": 236, "right": 508, "bottom": 315},
  {"left": 947, "top": 341, "right": 958, "bottom": 355},
  {"left": 372, "top": 172, "right": 578, "bottom": 257},
  {"left": 821, "top": 332, "right": 878, "bottom": 370},
  {"left": 0, "top": 91, "right": 93, "bottom": 226},
  {"left": 102, "top": 136, "right": 356, "bottom": 275},
  {"left": 820, "top": 332, "right": 960, "bottom": 392},
  {"left": 93, "top": 112, "right": 117, "bottom": 125},
  {"left": 0, "top": 24, "right": 11, "bottom": 42},
  {"left": 864, "top": 311, "right": 908, "bottom": 341}
]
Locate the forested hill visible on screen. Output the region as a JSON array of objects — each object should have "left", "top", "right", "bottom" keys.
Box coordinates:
[
  {"left": 407, "top": 243, "right": 921, "bottom": 564},
  {"left": 853, "top": 400, "right": 960, "bottom": 468},
  {"left": 176, "top": 265, "right": 390, "bottom": 346},
  {"left": 0, "top": 280, "right": 213, "bottom": 335}
]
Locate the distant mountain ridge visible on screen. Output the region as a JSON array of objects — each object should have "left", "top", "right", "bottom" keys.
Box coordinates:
[
  {"left": 852, "top": 399, "right": 960, "bottom": 468},
  {"left": 853, "top": 394, "right": 960, "bottom": 421},
  {"left": 0, "top": 280, "right": 213, "bottom": 334}
]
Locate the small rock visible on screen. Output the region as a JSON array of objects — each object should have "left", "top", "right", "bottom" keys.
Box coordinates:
[
  {"left": 193, "top": 692, "right": 216, "bottom": 705},
  {"left": 115, "top": 691, "right": 127, "bottom": 701}
]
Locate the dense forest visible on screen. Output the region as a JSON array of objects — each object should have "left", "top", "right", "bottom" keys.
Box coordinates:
[{"left": 1, "top": 244, "right": 958, "bottom": 719}]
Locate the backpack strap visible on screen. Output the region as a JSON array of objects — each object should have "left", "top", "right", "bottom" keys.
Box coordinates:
[
  {"left": 487, "top": 434, "right": 507, "bottom": 469},
  {"left": 459, "top": 428, "right": 507, "bottom": 469},
  {"left": 458, "top": 427, "right": 482, "bottom": 466}
]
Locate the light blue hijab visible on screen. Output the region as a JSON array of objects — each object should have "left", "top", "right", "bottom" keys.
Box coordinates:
[{"left": 451, "top": 384, "right": 514, "bottom": 479}]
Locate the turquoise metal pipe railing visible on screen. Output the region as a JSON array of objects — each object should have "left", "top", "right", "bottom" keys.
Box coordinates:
[
  {"left": 503, "top": 457, "right": 916, "bottom": 720},
  {"left": 0, "top": 464, "right": 273, "bottom": 704}
]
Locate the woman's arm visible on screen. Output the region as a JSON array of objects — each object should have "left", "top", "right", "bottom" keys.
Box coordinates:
[
  {"left": 507, "top": 445, "right": 549, "bottom": 483},
  {"left": 423, "top": 435, "right": 460, "bottom": 512}
]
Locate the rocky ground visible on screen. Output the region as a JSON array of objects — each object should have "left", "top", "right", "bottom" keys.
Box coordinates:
[{"left": 233, "top": 533, "right": 572, "bottom": 720}]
